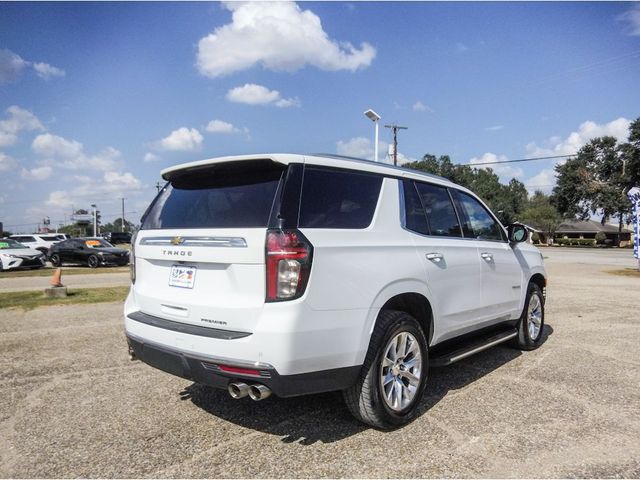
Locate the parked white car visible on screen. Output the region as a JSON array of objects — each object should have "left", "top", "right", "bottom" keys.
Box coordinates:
[
  {"left": 0, "top": 238, "right": 46, "bottom": 270},
  {"left": 10, "top": 234, "right": 61, "bottom": 255},
  {"left": 125, "top": 153, "right": 547, "bottom": 428}
]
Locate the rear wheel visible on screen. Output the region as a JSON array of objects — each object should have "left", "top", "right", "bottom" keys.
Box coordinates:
[
  {"left": 87, "top": 255, "right": 99, "bottom": 269},
  {"left": 514, "top": 283, "right": 545, "bottom": 350},
  {"left": 343, "top": 310, "right": 428, "bottom": 429},
  {"left": 50, "top": 254, "right": 61, "bottom": 267}
]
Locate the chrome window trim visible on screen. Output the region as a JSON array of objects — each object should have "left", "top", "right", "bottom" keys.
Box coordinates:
[{"left": 139, "top": 236, "right": 248, "bottom": 248}]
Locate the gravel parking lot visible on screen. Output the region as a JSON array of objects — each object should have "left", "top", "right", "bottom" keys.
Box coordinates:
[{"left": 1, "top": 248, "right": 639, "bottom": 478}]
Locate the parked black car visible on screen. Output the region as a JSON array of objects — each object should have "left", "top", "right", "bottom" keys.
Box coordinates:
[
  {"left": 102, "top": 231, "right": 132, "bottom": 244},
  {"left": 48, "top": 237, "right": 130, "bottom": 268}
]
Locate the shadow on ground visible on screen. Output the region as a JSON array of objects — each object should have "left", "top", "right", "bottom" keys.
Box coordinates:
[{"left": 182, "top": 325, "right": 553, "bottom": 445}]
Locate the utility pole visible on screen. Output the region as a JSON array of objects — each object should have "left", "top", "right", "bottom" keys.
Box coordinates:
[
  {"left": 121, "top": 198, "right": 126, "bottom": 232},
  {"left": 155, "top": 181, "right": 162, "bottom": 193},
  {"left": 384, "top": 124, "right": 408, "bottom": 166}
]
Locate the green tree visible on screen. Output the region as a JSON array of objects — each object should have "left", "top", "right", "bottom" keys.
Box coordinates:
[
  {"left": 520, "top": 191, "right": 562, "bottom": 240},
  {"left": 553, "top": 118, "right": 640, "bottom": 231},
  {"left": 101, "top": 218, "right": 134, "bottom": 233}
]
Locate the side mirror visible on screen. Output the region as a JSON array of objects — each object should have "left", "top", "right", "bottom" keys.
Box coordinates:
[{"left": 507, "top": 223, "right": 528, "bottom": 243}]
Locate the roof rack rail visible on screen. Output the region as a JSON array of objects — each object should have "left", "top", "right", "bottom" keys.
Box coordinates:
[{"left": 306, "top": 153, "right": 449, "bottom": 182}]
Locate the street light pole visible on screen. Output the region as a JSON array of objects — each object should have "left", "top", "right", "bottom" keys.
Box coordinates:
[
  {"left": 91, "top": 204, "right": 97, "bottom": 237},
  {"left": 364, "top": 109, "right": 381, "bottom": 162}
]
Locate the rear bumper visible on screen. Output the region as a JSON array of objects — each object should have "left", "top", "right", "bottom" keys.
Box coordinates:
[{"left": 126, "top": 333, "right": 360, "bottom": 398}]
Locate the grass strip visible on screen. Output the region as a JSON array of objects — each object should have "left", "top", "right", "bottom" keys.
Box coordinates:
[
  {"left": 0, "top": 266, "right": 129, "bottom": 279},
  {"left": 0, "top": 286, "right": 130, "bottom": 311}
]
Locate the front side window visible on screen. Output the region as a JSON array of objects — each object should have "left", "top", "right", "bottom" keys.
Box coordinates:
[
  {"left": 298, "top": 167, "right": 383, "bottom": 229},
  {"left": 410, "top": 182, "right": 462, "bottom": 237},
  {"left": 455, "top": 191, "right": 505, "bottom": 241}
]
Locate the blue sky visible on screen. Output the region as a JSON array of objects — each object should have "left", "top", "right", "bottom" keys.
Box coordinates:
[{"left": 1, "top": 1, "right": 639, "bottom": 232}]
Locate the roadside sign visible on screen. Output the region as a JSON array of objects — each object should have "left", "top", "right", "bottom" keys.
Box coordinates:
[{"left": 627, "top": 187, "right": 640, "bottom": 261}]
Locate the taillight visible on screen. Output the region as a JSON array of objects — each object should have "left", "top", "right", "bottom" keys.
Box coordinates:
[
  {"left": 130, "top": 232, "right": 137, "bottom": 284},
  {"left": 265, "top": 229, "right": 313, "bottom": 302}
]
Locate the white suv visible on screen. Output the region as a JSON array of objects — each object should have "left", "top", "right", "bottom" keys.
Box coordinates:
[
  {"left": 9, "top": 234, "right": 60, "bottom": 255},
  {"left": 125, "top": 154, "right": 546, "bottom": 428}
]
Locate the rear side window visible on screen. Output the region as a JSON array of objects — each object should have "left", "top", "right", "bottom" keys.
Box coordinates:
[
  {"left": 298, "top": 167, "right": 383, "bottom": 229},
  {"left": 14, "top": 236, "right": 35, "bottom": 242},
  {"left": 414, "top": 182, "right": 462, "bottom": 237},
  {"left": 142, "top": 160, "right": 285, "bottom": 229},
  {"left": 402, "top": 181, "right": 429, "bottom": 235},
  {"left": 40, "top": 236, "right": 59, "bottom": 241}
]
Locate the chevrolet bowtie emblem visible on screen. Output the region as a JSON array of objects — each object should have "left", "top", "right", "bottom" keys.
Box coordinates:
[{"left": 170, "top": 236, "right": 184, "bottom": 245}]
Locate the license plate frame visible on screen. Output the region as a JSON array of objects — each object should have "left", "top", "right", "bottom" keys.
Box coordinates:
[{"left": 168, "top": 265, "right": 197, "bottom": 289}]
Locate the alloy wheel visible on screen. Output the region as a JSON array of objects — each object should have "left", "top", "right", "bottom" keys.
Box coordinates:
[{"left": 379, "top": 331, "right": 422, "bottom": 411}]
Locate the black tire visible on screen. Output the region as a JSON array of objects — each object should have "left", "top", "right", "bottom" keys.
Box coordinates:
[
  {"left": 87, "top": 255, "right": 99, "bottom": 269},
  {"left": 343, "top": 310, "right": 429, "bottom": 429},
  {"left": 513, "top": 283, "right": 545, "bottom": 350},
  {"left": 49, "top": 254, "right": 61, "bottom": 267}
]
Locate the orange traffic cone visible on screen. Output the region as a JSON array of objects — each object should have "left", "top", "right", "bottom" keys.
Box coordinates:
[{"left": 50, "top": 268, "right": 64, "bottom": 287}]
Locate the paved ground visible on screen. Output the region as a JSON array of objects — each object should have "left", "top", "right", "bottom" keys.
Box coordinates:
[{"left": 0, "top": 248, "right": 639, "bottom": 478}]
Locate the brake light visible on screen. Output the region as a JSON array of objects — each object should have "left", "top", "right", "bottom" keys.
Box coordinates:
[
  {"left": 265, "top": 229, "right": 313, "bottom": 302},
  {"left": 130, "top": 232, "right": 137, "bottom": 284}
]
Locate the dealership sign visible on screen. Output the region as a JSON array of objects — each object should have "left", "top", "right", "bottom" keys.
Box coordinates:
[{"left": 628, "top": 187, "right": 640, "bottom": 260}]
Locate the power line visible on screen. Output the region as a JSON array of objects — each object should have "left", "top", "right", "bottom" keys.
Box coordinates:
[{"left": 462, "top": 153, "right": 576, "bottom": 166}]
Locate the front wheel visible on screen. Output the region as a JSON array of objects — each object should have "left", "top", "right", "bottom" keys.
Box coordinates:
[
  {"left": 514, "top": 283, "right": 545, "bottom": 350},
  {"left": 87, "top": 255, "right": 99, "bottom": 269},
  {"left": 49, "top": 254, "right": 61, "bottom": 267},
  {"left": 343, "top": 310, "right": 428, "bottom": 429}
]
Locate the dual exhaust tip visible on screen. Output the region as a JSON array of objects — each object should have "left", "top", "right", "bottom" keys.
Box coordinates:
[{"left": 228, "top": 382, "right": 271, "bottom": 401}]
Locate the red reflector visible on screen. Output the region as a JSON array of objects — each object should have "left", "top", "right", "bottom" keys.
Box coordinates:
[{"left": 218, "top": 365, "right": 261, "bottom": 376}]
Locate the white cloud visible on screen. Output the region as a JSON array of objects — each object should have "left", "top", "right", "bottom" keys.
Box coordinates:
[
  {"left": 524, "top": 169, "right": 557, "bottom": 195},
  {"left": 0, "top": 49, "right": 28, "bottom": 85},
  {"left": 0, "top": 49, "right": 65, "bottom": 84},
  {"left": 469, "top": 152, "right": 524, "bottom": 182},
  {"left": 0, "top": 152, "right": 18, "bottom": 172},
  {"left": 196, "top": 1, "right": 376, "bottom": 78},
  {"left": 337, "top": 136, "right": 377, "bottom": 159},
  {"left": 46, "top": 190, "right": 73, "bottom": 209},
  {"left": 525, "top": 117, "right": 631, "bottom": 158},
  {"left": 0, "top": 106, "right": 45, "bottom": 147},
  {"left": 226, "top": 83, "right": 300, "bottom": 108},
  {"left": 32, "top": 133, "right": 120, "bottom": 171},
  {"left": 32, "top": 133, "right": 82, "bottom": 157},
  {"left": 143, "top": 152, "right": 160, "bottom": 162},
  {"left": 156, "top": 127, "right": 203, "bottom": 151},
  {"left": 21, "top": 166, "right": 52, "bottom": 181},
  {"left": 205, "top": 119, "right": 238, "bottom": 134},
  {"left": 45, "top": 170, "right": 144, "bottom": 209},
  {"left": 337, "top": 136, "right": 415, "bottom": 165},
  {"left": 412, "top": 101, "right": 433, "bottom": 113},
  {"left": 485, "top": 125, "right": 504, "bottom": 132},
  {"left": 618, "top": 4, "right": 640, "bottom": 36},
  {"left": 33, "top": 62, "right": 66, "bottom": 80},
  {"left": 456, "top": 42, "right": 469, "bottom": 53}
]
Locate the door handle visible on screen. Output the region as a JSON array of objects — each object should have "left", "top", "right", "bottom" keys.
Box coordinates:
[
  {"left": 480, "top": 252, "right": 493, "bottom": 261},
  {"left": 426, "top": 252, "right": 444, "bottom": 262}
]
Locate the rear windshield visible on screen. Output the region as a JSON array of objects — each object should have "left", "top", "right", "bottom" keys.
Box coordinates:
[
  {"left": 299, "top": 167, "right": 383, "bottom": 229},
  {"left": 142, "top": 160, "right": 285, "bottom": 230}
]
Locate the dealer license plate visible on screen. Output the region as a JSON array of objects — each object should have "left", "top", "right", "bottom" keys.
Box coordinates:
[{"left": 169, "top": 265, "right": 197, "bottom": 289}]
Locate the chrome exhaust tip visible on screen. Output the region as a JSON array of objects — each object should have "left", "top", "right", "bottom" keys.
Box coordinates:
[
  {"left": 248, "top": 384, "right": 272, "bottom": 401},
  {"left": 228, "top": 382, "right": 250, "bottom": 399}
]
